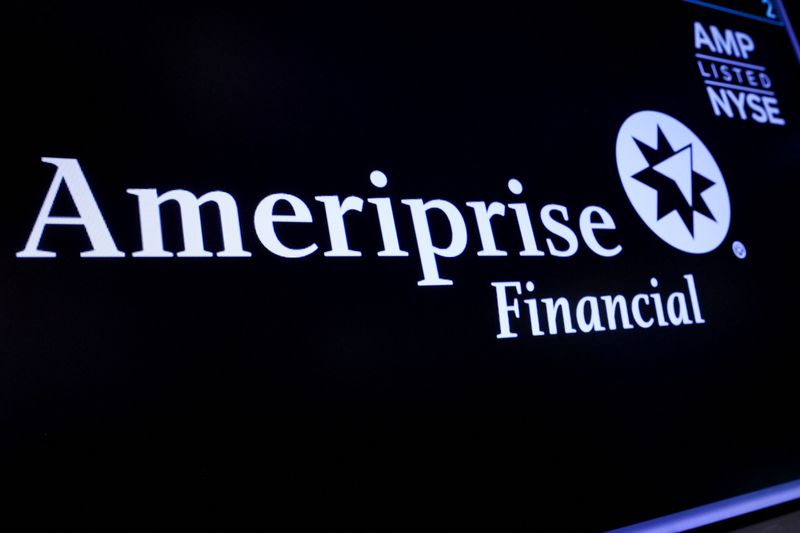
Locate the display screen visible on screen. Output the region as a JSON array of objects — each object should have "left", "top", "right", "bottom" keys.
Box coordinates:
[{"left": 4, "top": 1, "right": 799, "bottom": 529}]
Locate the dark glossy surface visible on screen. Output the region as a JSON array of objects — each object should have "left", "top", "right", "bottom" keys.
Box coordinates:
[{"left": 3, "top": 1, "right": 799, "bottom": 529}]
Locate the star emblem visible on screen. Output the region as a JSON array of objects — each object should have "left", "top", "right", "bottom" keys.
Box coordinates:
[{"left": 630, "top": 126, "right": 717, "bottom": 236}]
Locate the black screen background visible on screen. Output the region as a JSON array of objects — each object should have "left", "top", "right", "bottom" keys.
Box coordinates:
[{"left": 3, "top": 1, "right": 800, "bottom": 529}]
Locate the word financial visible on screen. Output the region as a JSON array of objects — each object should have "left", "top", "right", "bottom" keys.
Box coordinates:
[{"left": 492, "top": 275, "right": 704, "bottom": 339}]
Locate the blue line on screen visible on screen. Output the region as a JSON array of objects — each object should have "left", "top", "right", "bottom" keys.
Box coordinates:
[
  {"left": 607, "top": 479, "right": 800, "bottom": 533},
  {"left": 682, "top": 0, "right": 785, "bottom": 26},
  {"left": 775, "top": 0, "right": 800, "bottom": 62}
]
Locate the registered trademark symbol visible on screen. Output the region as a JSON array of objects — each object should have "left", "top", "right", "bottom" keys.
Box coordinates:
[{"left": 732, "top": 240, "right": 747, "bottom": 259}]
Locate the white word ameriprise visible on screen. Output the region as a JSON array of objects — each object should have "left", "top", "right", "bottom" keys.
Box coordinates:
[
  {"left": 19, "top": 158, "right": 708, "bottom": 339},
  {"left": 18, "top": 157, "right": 625, "bottom": 287}
]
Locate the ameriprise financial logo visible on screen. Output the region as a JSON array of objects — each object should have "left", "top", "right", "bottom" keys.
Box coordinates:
[
  {"left": 616, "top": 110, "right": 731, "bottom": 254},
  {"left": 15, "top": 112, "right": 732, "bottom": 340},
  {"left": 493, "top": 111, "right": 729, "bottom": 339}
]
